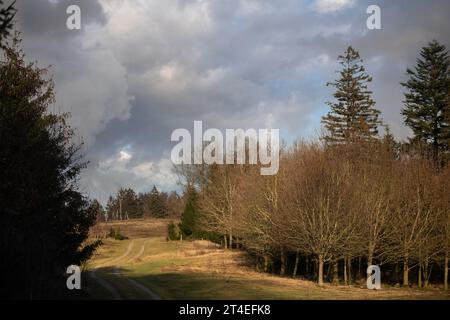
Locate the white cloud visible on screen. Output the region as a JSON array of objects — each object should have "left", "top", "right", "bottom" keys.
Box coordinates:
[
  {"left": 119, "top": 151, "right": 132, "bottom": 162},
  {"left": 90, "top": 148, "right": 178, "bottom": 203},
  {"left": 131, "top": 158, "right": 177, "bottom": 187},
  {"left": 314, "top": 0, "right": 355, "bottom": 13},
  {"left": 159, "top": 63, "right": 177, "bottom": 81}
]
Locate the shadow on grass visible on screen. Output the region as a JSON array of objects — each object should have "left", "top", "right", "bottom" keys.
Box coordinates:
[
  {"left": 87, "top": 266, "right": 450, "bottom": 300},
  {"left": 89, "top": 266, "right": 344, "bottom": 300}
]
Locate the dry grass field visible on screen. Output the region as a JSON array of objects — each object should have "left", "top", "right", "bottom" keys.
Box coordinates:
[{"left": 85, "top": 219, "right": 450, "bottom": 300}]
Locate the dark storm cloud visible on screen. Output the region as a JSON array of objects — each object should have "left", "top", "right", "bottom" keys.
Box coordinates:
[
  {"left": 16, "top": 0, "right": 105, "bottom": 38},
  {"left": 16, "top": 0, "right": 132, "bottom": 146},
  {"left": 11, "top": 0, "right": 450, "bottom": 202}
]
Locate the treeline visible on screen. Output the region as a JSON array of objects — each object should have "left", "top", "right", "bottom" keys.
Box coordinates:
[
  {"left": 90, "top": 186, "right": 185, "bottom": 221},
  {"left": 175, "top": 43, "right": 450, "bottom": 289}
]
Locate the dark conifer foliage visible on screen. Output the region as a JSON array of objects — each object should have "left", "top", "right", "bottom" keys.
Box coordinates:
[
  {"left": 179, "top": 185, "right": 199, "bottom": 238},
  {"left": 322, "top": 46, "right": 381, "bottom": 145},
  {"left": 147, "top": 186, "right": 167, "bottom": 218},
  {"left": 402, "top": 40, "right": 450, "bottom": 165},
  {"left": 0, "top": 37, "right": 98, "bottom": 299}
]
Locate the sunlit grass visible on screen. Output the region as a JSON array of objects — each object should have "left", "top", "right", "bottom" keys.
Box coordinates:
[{"left": 86, "top": 222, "right": 450, "bottom": 300}]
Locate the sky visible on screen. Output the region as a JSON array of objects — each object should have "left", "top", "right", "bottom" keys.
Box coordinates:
[{"left": 12, "top": 0, "right": 450, "bottom": 203}]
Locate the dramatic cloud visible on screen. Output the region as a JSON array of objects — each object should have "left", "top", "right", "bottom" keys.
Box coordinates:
[
  {"left": 13, "top": 0, "right": 450, "bottom": 203},
  {"left": 16, "top": 0, "right": 132, "bottom": 145}
]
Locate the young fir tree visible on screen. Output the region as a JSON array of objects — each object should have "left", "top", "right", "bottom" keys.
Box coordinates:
[
  {"left": 401, "top": 40, "right": 450, "bottom": 165},
  {"left": 148, "top": 185, "right": 167, "bottom": 218},
  {"left": 382, "top": 125, "right": 399, "bottom": 159},
  {"left": 322, "top": 46, "right": 381, "bottom": 145},
  {"left": 179, "top": 185, "right": 198, "bottom": 238}
]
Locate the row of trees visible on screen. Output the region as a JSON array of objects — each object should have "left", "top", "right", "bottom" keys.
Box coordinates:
[
  {"left": 193, "top": 142, "right": 449, "bottom": 288},
  {"left": 91, "top": 186, "right": 185, "bottom": 221},
  {"left": 177, "top": 42, "right": 450, "bottom": 289}
]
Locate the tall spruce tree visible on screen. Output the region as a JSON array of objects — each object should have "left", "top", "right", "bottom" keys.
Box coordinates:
[
  {"left": 0, "top": 36, "right": 98, "bottom": 298},
  {"left": 148, "top": 186, "right": 167, "bottom": 218},
  {"left": 179, "top": 185, "right": 198, "bottom": 238},
  {"left": 401, "top": 40, "right": 450, "bottom": 164},
  {"left": 322, "top": 46, "right": 381, "bottom": 145}
]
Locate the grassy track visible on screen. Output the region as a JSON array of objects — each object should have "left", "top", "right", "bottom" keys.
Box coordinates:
[{"left": 85, "top": 220, "right": 450, "bottom": 300}]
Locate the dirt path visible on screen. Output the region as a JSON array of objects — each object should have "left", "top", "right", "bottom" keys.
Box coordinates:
[
  {"left": 104, "top": 240, "right": 135, "bottom": 267},
  {"left": 90, "top": 239, "right": 161, "bottom": 300},
  {"left": 89, "top": 269, "right": 122, "bottom": 300},
  {"left": 113, "top": 266, "right": 161, "bottom": 300},
  {"left": 129, "top": 239, "right": 150, "bottom": 263}
]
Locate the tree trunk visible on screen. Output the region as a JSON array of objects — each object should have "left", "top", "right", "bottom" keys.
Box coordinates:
[
  {"left": 280, "top": 248, "right": 287, "bottom": 276},
  {"left": 418, "top": 264, "right": 422, "bottom": 288},
  {"left": 305, "top": 256, "right": 309, "bottom": 274},
  {"left": 263, "top": 255, "right": 269, "bottom": 273},
  {"left": 403, "top": 256, "right": 409, "bottom": 287},
  {"left": 229, "top": 229, "right": 233, "bottom": 249},
  {"left": 347, "top": 257, "right": 352, "bottom": 285},
  {"left": 367, "top": 247, "right": 374, "bottom": 267},
  {"left": 223, "top": 235, "right": 228, "bottom": 249},
  {"left": 358, "top": 257, "right": 362, "bottom": 279},
  {"left": 366, "top": 246, "right": 374, "bottom": 287},
  {"left": 332, "top": 260, "right": 339, "bottom": 285},
  {"left": 423, "top": 260, "right": 429, "bottom": 288},
  {"left": 293, "top": 250, "right": 300, "bottom": 278},
  {"left": 318, "top": 254, "right": 324, "bottom": 286},
  {"left": 344, "top": 258, "right": 348, "bottom": 285},
  {"left": 444, "top": 256, "right": 448, "bottom": 291}
]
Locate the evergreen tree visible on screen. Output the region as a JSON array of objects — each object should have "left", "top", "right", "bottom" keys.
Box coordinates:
[
  {"left": 148, "top": 186, "right": 167, "bottom": 218},
  {"left": 0, "top": 36, "right": 98, "bottom": 298},
  {"left": 383, "top": 125, "right": 399, "bottom": 159},
  {"left": 401, "top": 40, "right": 450, "bottom": 165},
  {"left": 179, "top": 185, "right": 199, "bottom": 238},
  {"left": 115, "top": 188, "right": 142, "bottom": 219},
  {"left": 106, "top": 195, "right": 117, "bottom": 220},
  {"left": 88, "top": 199, "right": 105, "bottom": 222},
  {"left": 322, "top": 46, "right": 381, "bottom": 145}
]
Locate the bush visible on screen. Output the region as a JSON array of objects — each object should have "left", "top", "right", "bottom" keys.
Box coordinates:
[
  {"left": 108, "top": 227, "right": 127, "bottom": 241},
  {"left": 167, "top": 221, "right": 180, "bottom": 241}
]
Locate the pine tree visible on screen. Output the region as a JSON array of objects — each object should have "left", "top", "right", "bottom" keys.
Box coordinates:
[
  {"left": 115, "top": 188, "right": 142, "bottom": 219},
  {"left": 401, "top": 40, "right": 450, "bottom": 165},
  {"left": 0, "top": 36, "right": 98, "bottom": 298},
  {"left": 148, "top": 185, "right": 167, "bottom": 218},
  {"left": 179, "top": 185, "right": 198, "bottom": 238},
  {"left": 383, "top": 125, "right": 399, "bottom": 158},
  {"left": 322, "top": 46, "right": 381, "bottom": 145},
  {"left": 88, "top": 199, "right": 104, "bottom": 222}
]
